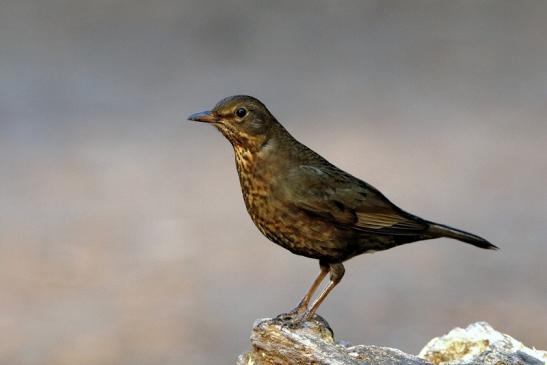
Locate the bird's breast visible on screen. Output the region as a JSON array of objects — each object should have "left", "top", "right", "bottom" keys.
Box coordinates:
[
  {"left": 233, "top": 145, "right": 272, "bottom": 214},
  {"left": 232, "top": 146, "right": 342, "bottom": 258},
  {"left": 233, "top": 146, "right": 290, "bottom": 237}
]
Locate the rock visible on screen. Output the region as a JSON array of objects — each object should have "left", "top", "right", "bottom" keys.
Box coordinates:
[
  {"left": 237, "top": 317, "right": 546, "bottom": 365},
  {"left": 237, "top": 316, "right": 436, "bottom": 365},
  {"left": 418, "top": 321, "right": 546, "bottom": 365}
]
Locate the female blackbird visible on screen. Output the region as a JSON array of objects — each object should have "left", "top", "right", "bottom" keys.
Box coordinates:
[{"left": 188, "top": 95, "right": 497, "bottom": 323}]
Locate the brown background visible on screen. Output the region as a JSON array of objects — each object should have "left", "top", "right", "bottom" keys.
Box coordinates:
[{"left": 1, "top": 1, "right": 546, "bottom": 364}]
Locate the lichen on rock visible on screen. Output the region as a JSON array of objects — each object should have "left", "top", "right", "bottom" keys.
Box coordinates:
[
  {"left": 237, "top": 318, "right": 546, "bottom": 365},
  {"left": 418, "top": 322, "right": 546, "bottom": 365}
]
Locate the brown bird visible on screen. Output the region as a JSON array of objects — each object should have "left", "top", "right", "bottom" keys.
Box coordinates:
[{"left": 188, "top": 95, "right": 497, "bottom": 323}]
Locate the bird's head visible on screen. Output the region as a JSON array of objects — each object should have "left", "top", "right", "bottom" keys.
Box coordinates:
[{"left": 188, "top": 95, "right": 279, "bottom": 150}]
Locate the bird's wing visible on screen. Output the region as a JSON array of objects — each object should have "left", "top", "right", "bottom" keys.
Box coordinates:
[{"left": 278, "top": 165, "right": 428, "bottom": 235}]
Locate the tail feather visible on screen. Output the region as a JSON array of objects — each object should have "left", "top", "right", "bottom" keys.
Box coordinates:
[{"left": 428, "top": 223, "right": 498, "bottom": 250}]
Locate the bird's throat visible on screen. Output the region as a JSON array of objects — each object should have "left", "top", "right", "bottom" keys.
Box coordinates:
[{"left": 234, "top": 145, "right": 256, "bottom": 174}]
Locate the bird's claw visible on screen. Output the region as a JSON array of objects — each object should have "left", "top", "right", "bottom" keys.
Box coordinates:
[
  {"left": 282, "top": 316, "right": 307, "bottom": 330},
  {"left": 275, "top": 310, "right": 310, "bottom": 329},
  {"left": 274, "top": 305, "right": 305, "bottom": 321}
]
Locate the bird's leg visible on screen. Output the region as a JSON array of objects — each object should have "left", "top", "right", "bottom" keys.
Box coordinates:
[
  {"left": 303, "top": 263, "right": 345, "bottom": 321},
  {"left": 276, "top": 262, "right": 329, "bottom": 321},
  {"left": 294, "top": 263, "right": 330, "bottom": 314}
]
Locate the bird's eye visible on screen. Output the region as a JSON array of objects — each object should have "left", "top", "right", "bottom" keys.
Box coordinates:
[{"left": 235, "top": 108, "right": 247, "bottom": 118}]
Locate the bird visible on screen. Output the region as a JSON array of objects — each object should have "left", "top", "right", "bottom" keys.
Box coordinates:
[{"left": 188, "top": 95, "right": 497, "bottom": 324}]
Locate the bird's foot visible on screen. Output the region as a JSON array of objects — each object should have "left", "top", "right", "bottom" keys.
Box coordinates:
[
  {"left": 278, "top": 312, "right": 307, "bottom": 329},
  {"left": 274, "top": 305, "right": 306, "bottom": 322},
  {"left": 276, "top": 309, "right": 315, "bottom": 329},
  {"left": 276, "top": 311, "right": 334, "bottom": 336}
]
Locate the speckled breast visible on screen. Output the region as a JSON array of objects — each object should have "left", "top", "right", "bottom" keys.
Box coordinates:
[{"left": 233, "top": 146, "right": 347, "bottom": 260}]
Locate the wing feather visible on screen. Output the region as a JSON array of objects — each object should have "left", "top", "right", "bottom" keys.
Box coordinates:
[{"left": 279, "top": 165, "right": 428, "bottom": 235}]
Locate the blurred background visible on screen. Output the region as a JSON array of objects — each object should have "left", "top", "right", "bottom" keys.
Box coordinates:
[{"left": 1, "top": 1, "right": 546, "bottom": 364}]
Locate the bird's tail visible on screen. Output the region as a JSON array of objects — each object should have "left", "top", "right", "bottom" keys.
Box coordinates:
[{"left": 427, "top": 223, "right": 498, "bottom": 250}]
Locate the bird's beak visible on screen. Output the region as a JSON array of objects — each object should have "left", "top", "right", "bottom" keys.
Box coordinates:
[{"left": 187, "top": 110, "right": 218, "bottom": 123}]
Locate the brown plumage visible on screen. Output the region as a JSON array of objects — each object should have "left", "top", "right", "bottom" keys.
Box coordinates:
[{"left": 188, "top": 95, "right": 497, "bottom": 323}]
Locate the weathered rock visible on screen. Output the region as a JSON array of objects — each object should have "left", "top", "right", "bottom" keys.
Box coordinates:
[
  {"left": 237, "top": 317, "right": 545, "bottom": 365},
  {"left": 418, "top": 322, "right": 546, "bottom": 365},
  {"left": 237, "top": 316, "right": 435, "bottom": 365}
]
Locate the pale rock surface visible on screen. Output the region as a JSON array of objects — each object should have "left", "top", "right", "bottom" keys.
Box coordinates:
[
  {"left": 237, "top": 318, "right": 545, "bottom": 365},
  {"left": 419, "top": 321, "right": 546, "bottom": 365}
]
